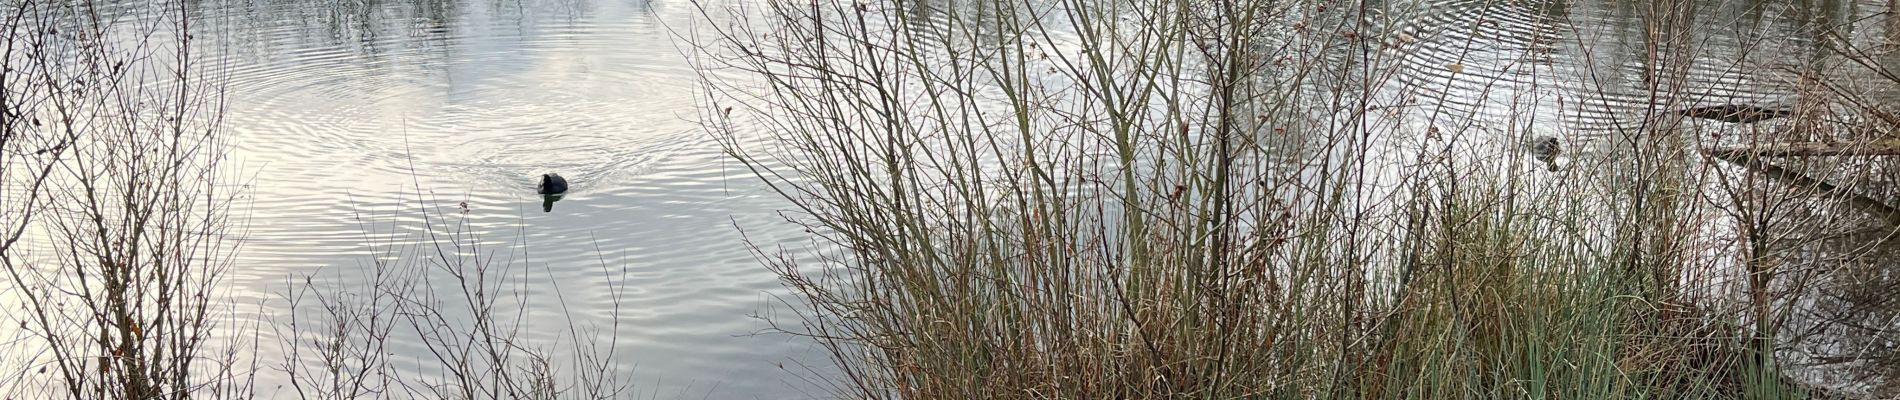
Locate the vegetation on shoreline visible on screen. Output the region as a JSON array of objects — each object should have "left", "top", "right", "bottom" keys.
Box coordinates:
[
  {"left": 2, "top": 0, "right": 1897, "bottom": 398},
  {"left": 693, "top": 0, "right": 1900, "bottom": 397},
  {"left": 0, "top": 1, "right": 251, "bottom": 397}
]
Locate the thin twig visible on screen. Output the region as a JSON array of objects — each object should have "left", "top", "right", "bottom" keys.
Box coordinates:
[{"left": 1704, "top": 148, "right": 1900, "bottom": 226}]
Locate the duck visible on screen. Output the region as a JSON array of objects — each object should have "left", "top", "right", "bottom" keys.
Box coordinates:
[
  {"left": 538, "top": 173, "right": 568, "bottom": 195},
  {"left": 1530, "top": 136, "right": 1560, "bottom": 172},
  {"left": 1672, "top": 104, "right": 1791, "bottom": 123}
]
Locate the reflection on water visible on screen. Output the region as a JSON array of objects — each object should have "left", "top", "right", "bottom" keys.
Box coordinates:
[
  {"left": 185, "top": 0, "right": 822, "bottom": 397},
  {"left": 65, "top": 0, "right": 1894, "bottom": 396},
  {"left": 1372, "top": 0, "right": 1827, "bottom": 143},
  {"left": 1371, "top": 0, "right": 1900, "bottom": 394}
]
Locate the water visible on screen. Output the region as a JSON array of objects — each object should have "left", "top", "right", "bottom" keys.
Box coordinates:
[
  {"left": 38, "top": 0, "right": 1893, "bottom": 397},
  {"left": 190, "top": 0, "right": 826, "bottom": 397}
]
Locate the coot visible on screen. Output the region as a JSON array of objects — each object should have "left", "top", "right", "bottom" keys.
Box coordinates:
[
  {"left": 1531, "top": 136, "right": 1560, "bottom": 172},
  {"left": 538, "top": 173, "right": 568, "bottom": 195}
]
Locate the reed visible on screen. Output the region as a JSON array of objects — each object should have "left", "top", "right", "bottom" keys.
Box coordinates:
[{"left": 692, "top": 0, "right": 1896, "bottom": 397}]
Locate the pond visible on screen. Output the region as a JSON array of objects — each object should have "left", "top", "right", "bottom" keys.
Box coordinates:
[
  {"left": 196, "top": 0, "right": 824, "bottom": 397},
  {"left": 15, "top": 0, "right": 1896, "bottom": 397}
]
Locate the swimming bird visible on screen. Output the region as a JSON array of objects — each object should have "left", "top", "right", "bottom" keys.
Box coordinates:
[
  {"left": 538, "top": 173, "right": 568, "bottom": 213},
  {"left": 1530, "top": 136, "right": 1560, "bottom": 172},
  {"left": 1673, "top": 104, "right": 1792, "bottom": 123},
  {"left": 538, "top": 173, "right": 568, "bottom": 195}
]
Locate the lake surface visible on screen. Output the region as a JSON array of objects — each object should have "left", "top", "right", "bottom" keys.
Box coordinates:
[
  {"left": 102, "top": 0, "right": 1893, "bottom": 397},
  {"left": 192, "top": 0, "right": 825, "bottom": 397}
]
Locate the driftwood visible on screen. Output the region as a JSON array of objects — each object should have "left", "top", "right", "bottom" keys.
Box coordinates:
[{"left": 1701, "top": 143, "right": 1900, "bottom": 226}]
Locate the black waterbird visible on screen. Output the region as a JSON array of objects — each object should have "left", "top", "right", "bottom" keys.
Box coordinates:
[
  {"left": 1530, "top": 136, "right": 1560, "bottom": 172},
  {"left": 538, "top": 173, "right": 568, "bottom": 212},
  {"left": 538, "top": 173, "right": 568, "bottom": 195}
]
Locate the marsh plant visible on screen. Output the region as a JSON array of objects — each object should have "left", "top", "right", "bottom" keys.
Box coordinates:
[{"left": 694, "top": 0, "right": 1900, "bottom": 397}]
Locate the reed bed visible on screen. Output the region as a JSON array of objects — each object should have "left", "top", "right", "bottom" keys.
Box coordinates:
[{"left": 691, "top": 0, "right": 1900, "bottom": 397}]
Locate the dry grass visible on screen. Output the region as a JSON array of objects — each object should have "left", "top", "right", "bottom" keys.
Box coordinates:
[{"left": 690, "top": 0, "right": 1900, "bottom": 397}]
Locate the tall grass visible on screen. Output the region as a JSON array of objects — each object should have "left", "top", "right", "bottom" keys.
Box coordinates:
[{"left": 692, "top": 0, "right": 1897, "bottom": 397}]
